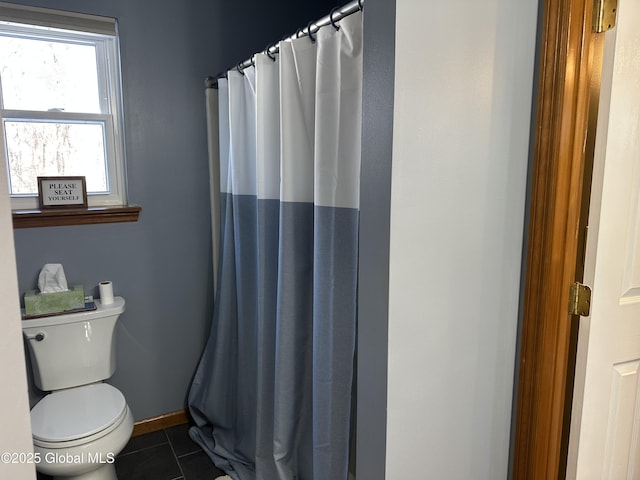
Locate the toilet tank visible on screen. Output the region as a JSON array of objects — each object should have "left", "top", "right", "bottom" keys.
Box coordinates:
[{"left": 22, "top": 297, "right": 125, "bottom": 392}]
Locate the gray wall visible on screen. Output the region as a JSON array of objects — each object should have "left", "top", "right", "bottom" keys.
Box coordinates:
[
  {"left": 356, "top": 0, "right": 395, "bottom": 478},
  {"left": 11, "top": 0, "right": 335, "bottom": 420}
]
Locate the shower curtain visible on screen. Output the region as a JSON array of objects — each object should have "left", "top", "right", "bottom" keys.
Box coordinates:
[{"left": 189, "top": 11, "right": 363, "bottom": 480}]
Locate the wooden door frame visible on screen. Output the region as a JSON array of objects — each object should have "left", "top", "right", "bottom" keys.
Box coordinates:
[{"left": 513, "top": 0, "right": 604, "bottom": 478}]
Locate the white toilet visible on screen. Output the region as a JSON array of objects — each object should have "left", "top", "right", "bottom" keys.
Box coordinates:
[{"left": 22, "top": 297, "right": 133, "bottom": 480}]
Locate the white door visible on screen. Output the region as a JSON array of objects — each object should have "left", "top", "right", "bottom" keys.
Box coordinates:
[{"left": 567, "top": 0, "right": 640, "bottom": 478}]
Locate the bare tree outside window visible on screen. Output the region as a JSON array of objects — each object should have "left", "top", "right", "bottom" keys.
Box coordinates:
[
  {"left": 5, "top": 121, "right": 107, "bottom": 194},
  {"left": 0, "top": 34, "right": 109, "bottom": 196}
]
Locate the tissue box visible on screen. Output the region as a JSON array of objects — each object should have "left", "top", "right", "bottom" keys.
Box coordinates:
[{"left": 24, "top": 285, "right": 85, "bottom": 316}]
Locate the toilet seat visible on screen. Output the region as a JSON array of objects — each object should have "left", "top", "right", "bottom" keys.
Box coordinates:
[{"left": 31, "top": 383, "right": 127, "bottom": 444}]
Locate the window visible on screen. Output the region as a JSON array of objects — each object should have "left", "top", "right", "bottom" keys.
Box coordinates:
[{"left": 0, "top": 3, "right": 126, "bottom": 210}]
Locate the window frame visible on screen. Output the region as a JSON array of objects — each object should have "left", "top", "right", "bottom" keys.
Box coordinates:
[{"left": 0, "top": 14, "right": 127, "bottom": 210}]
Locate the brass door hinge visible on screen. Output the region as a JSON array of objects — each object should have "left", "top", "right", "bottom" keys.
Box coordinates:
[
  {"left": 569, "top": 282, "right": 592, "bottom": 316},
  {"left": 594, "top": 0, "right": 617, "bottom": 33}
]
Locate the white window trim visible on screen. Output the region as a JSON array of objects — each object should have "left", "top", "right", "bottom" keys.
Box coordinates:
[{"left": 0, "top": 6, "right": 127, "bottom": 210}]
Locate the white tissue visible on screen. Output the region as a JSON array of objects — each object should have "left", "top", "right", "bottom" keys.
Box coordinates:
[{"left": 38, "top": 264, "right": 69, "bottom": 293}]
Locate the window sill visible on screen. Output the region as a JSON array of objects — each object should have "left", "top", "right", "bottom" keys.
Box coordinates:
[{"left": 12, "top": 205, "right": 141, "bottom": 229}]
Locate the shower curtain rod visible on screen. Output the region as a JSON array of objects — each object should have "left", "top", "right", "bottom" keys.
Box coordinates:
[{"left": 205, "top": 0, "right": 363, "bottom": 89}]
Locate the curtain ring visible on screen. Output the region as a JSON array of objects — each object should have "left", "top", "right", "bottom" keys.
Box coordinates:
[
  {"left": 306, "top": 21, "right": 316, "bottom": 43},
  {"left": 329, "top": 7, "right": 341, "bottom": 30},
  {"left": 250, "top": 56, "right": 255, "bottom": 68},
  {"left": 236, "top": 62, "right": 245, "bottom": 76},
  {"left": 358, "top": 0, "right": 364, "bottom": 11},
  {"left": 265, "top": 42, "right": 277, "bottom": 61},
  {"left": 296, "top": 28, "right": 304, "bottom": 38}
]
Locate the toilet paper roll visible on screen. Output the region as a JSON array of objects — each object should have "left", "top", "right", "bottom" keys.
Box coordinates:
[{"left": 99, "top": 281, "right": 114, "bottom": 305}]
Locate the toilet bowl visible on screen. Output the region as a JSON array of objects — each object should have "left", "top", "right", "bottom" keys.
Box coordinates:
[
  {"left": 31, "top": 383, "right": 133, "bottom": 480},
  {"left": 23, "top": 297, "right": 132, "bottom": 480}
]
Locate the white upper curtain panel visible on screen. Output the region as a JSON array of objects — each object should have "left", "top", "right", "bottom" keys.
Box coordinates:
[{"left": 218, "top": 11, "right": 363, "bottom": 210}]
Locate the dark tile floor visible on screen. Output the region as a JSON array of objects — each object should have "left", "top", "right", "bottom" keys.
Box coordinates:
[{"left": 36, "top": 424, "right": 226, "bottom": 480}]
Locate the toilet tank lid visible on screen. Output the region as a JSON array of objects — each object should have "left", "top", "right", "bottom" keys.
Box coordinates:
[
  {"left": 22, "top": 296, "right": 125, "bottom": 329},
  {"left": 31, "top": 383, "right": 127, "bottom": 442}
]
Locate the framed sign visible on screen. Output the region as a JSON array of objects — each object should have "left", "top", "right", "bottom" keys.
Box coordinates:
[{"left": 37, "top": 176, "right": 88, "bottom": 209}]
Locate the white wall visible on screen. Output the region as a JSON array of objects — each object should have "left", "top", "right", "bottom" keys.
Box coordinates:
[
  {"left": 385, "top": 0, "right": 538, "bottom": 478},
  {"left": 0, "top": 122, "right": 36, "bottom": 479}
]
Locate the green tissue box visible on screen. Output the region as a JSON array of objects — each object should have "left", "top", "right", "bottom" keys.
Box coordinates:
[{"left": 24, "top": 285, "right": 85, "bottom": 316}]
